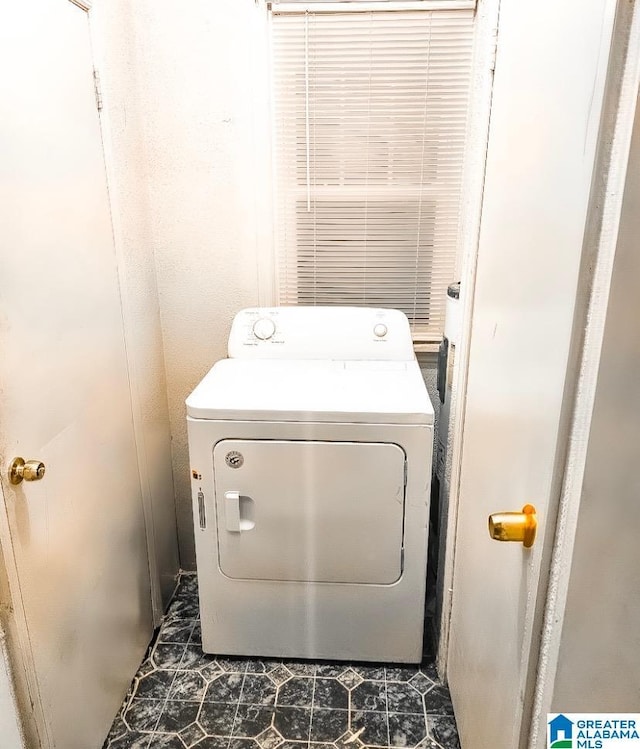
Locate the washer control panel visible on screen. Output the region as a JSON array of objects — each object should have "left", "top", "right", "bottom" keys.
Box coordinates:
[
  {"left": 227, "top": 307, "right": 414, "bottom": 361},
  {"left": 252, "top": 318, "right": 276, "bottom": 340},
  {"left": 373, "top": 323, "right": 388, "bottom": 338}
]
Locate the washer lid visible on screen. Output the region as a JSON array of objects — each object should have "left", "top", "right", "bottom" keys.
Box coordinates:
[{"left": 186, "top": 359, "right": 434, "bottom": 425}]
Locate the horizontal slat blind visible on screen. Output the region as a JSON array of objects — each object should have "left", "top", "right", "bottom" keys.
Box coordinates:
[{"left": 271, "top": 8, "right": 474, "bottom": 336}]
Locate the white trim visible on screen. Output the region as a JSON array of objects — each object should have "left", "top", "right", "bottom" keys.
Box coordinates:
[
  {"left": 270, "top": 1, "right": 475, "bottom": 12},
  {"left": 256, "top": 0, "right": 277, "bottom": 307},
  {"left": 0, "top": 623, "right": 26, "bottom": 749},
  {"left": 527, "top": 2, "right": 640, "bottom": 746},
  {"left": 436, "top": 0, "right": 499, "bottom": 679},
  {"left": 0, "top": 481, "right": 50, "bottom": 748},
  {"left": 68, "top": 0, "right": 91, "bottom": 11}
]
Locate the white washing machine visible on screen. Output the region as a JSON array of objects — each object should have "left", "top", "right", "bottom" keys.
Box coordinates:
[{"left": 186, "top": 307, "right": 434, "bottom": 663}]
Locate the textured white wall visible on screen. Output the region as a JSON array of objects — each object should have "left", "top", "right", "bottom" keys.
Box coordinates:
[
  {"left": 97, "top": 0, "right": 269, "bottom": 567},
  {"left": 91, "top": 0, "right": 181, "bottom": 590}
]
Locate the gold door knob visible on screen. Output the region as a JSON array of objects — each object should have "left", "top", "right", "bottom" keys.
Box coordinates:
[
  {"left": 488, "top": 504, "right": 537, "bottom": 548},
  {"left": 9, "top": 457, "right": 46, "bottom": 485}
]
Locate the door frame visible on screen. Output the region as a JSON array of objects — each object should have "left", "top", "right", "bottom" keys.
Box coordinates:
[
  {"left": 0, "top": 481, "right": 45, "bottom": 748},
  {"left": 526, "top": 3, "right": 640, "bottom": 745},
  {"left": 434, "top": 0, "right": 500, "bottom": 676},
  {"left": 437, "top": 0, "right": 640, "bottom": 743}
]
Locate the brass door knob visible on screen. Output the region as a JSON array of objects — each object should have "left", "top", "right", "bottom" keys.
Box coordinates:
[
  {"left": 488, "top": 504, "right": 537, "bottom": 548},
  {"left": 9, "top": 457, "right": 46, "bottom": 485}
]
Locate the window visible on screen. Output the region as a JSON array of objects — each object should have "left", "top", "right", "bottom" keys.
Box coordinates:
[{"left": 270, "top": 2, "right": 475, "bottom": 339}]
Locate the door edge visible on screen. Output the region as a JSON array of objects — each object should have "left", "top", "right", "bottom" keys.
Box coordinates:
[
  {"left": 0, "top": 478, "right": 50, "bottom": 748},
  {"left": 435, "top": 0, "right": 501, "bottom": 679},
  {"left": 525, "top": 3, "right": 640, "bottom": 747}
]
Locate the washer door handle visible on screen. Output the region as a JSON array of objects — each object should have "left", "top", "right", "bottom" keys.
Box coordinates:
[{"left": 224, "top": 491, "right": 241, "bottom": 532}]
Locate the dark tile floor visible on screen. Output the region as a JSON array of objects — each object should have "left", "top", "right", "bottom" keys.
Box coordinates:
[{"left": 103, "top": 575, "right": 460, "bottom": 749}]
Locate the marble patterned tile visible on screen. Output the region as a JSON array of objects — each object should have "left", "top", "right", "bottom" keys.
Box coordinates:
[
  {"left": 146, "top": 733, "right": 187, "bottom": 748},
  {"left": 136, "top": 670, "right": 176, "bottom": 700},
  {"left": 176, "top": 574, "right": 198, "bottom": 595},
  {"left": 277, "top": 677, "right": 314, "bottom": 707},
  {"left": 178, "top": 721, "right": 206, "bottom": 747},
  {"left": 407, "top": 673, "right": 433, "bottom": 695},
  {"left": 274, "top": 707, "right": 312, "bottom": 742},
  {"left": 309, "top": 708, "right": 349, "bottom": 742},
  {"left": 268, "top": 665, "right": 293, "bottom": 686},
  {"left": 350, "top": 665, "right": 386, "bottom": 681},
  {"left": 336, "top": 668, "right": 364, "bottom": 690},
  {"left": 350, "top": 681, "right": 387, "bottom": 712},
  {"left": 155, "top": 700, "right": 200, "bottom": 733},
  {"left": 385, "top": 683, "right": 423, "bottom": 714},
  {"left": 233, "top": 705, "right": 276, "bottom": 738},
  {"left": 158, "top": 619, "right": 195, "bottom": 645},
  {"left": 180, "top": 643, "right": 219, "bottom": 672},
  {"left": 152, "top": 644, "right": 188, "bottom": 670},
  {"left": 190, "top": 622, "right": 202, "bottom": 646},
  {"left": 422, "top": 687, "right": 454, "bottom": 716},
  {"left": 124, "top": 698, "right": 164, "bottom": 733},
  {"left": 105, "top": 716, "right": 128, "bottom": 743},
  {"left": 385, "top": 667, "right": 421, "bottom": 683},
  {"left": 108, "top": 731, "right": 151, "bottom": 749},
  {"left": 195, "top": 738, "right": 234, "bottom": 749},
  {"left": 240, "top": 674, "right": 278, "bottom": 706},
  {"left": 284, "top": 661, "right": 316, "bottom": 677},
  {"left": 204, "top": 673, "right": 244, "bottom": 703},
  {"left": 388, "top": 713, "right": 427, "bottom": 748},
  {"left": 334, "top": 731, "right": 365, "bottom": 749},
  {"left": 414, "top": 739, "right": 442, "bottom": 749},
  {"left": 215, "top": 657, "right": 250, "bottom": 674},
  {"left": 169, "top": 670, "right": 207, "bottom": 702},
  {"left": 246, "top": 659, "right": 280, "bottom": 674},
  {"left": 198, "top": 701, "right": 237, "bottom": 736},
  {"left": 315, "top": 663, "right": 347, "bottom": 678},
  {"left": 313, "top": 678, "right": 349, "bottom": 710},
  {"left": 104, "top": 573, "right": 460, "bottom": 749},
  {"left": 420, "top": 663, "right": 439, "bottom": 684},
  {"left": 255, "top": 725, "right": 285, "bottom": 749},
  {"left": 427, "top": 717, "right": 460, "bottom": 749},
  {"left": 229, "top": 741, "right": 261, "bottom": 749},
  {"left": 166, "top": 596, "right": 200, "bottom": 622},
  {"left": 350, "top": 711, "right": 389, "bottom": 747},
  {"left": 138, "top": 658, "right": 158, "bottom": 677}
]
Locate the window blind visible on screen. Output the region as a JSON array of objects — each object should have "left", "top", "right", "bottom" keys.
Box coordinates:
[{"left": 270, "top": 6, "right": 474, "bottom": 337}]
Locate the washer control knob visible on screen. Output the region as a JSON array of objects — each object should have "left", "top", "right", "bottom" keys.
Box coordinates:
[
  {"left": 373, "top": 323, "right": 388, "bottom": 338},
  {"left": 252, "top": 317, "right": 276, "bottom": 340}
]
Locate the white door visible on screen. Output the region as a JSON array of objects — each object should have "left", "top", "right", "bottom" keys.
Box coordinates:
[
  {"left": 214, "top": 439, "right": 406, "bottom": 583},
  {"left": 446, "top": 1, "right": 618, "bottom": 748},
  {"left": 0, "top": 2, "right": 154, "bottom": 748}
]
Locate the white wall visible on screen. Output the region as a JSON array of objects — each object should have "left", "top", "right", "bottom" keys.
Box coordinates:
[
  {"left": 96, "top": 0, "right": 271, "bottom": 567},
  {"left": 551, "top": 93, "right": 640, "bottom": 712},
  {"left": 91, "top": 0, "right": 181, "bottom": 593}
]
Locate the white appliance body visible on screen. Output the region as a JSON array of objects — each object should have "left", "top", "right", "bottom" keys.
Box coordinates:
[{"left": 186, "top": 307, "right": 434, "bottom": 663}]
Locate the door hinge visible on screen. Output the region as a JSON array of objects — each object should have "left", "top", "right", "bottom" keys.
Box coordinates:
[
  {"left": 400, "top": 547, "right": 405, "bottom": 569},
  {"left": 93, "top": 68, "right": 103, "bottom": 111},
  {"left": 403, "top": 461, "right": 408, "bottom": 488}
]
